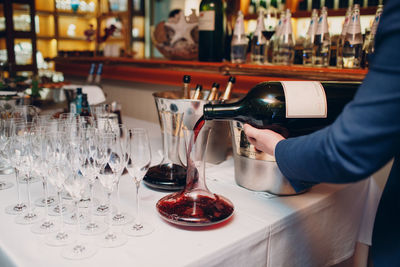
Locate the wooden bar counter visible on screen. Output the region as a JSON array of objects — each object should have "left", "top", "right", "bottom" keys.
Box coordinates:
[{"left": 55, "top": 57, "right": 368, "bottom": 94}]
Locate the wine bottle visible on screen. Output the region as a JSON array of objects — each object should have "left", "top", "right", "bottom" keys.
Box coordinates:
[
  {"left": 220, "top": 76, "right": 235, "bottom": 101},
  {"left": 303, "top": 9, "right": 318, "bottom": 66},
  {"left": 361, "top": 4, "right": 383, "bottom": 68},
  {"left": 198, "top": 0, "right": 224, "bottom": 62},
  {"left": 278, "top": 9, "right": 295, "bottom": 65},
  {"left": 80, "top": 93, "right": 91, "bottom": 116},
  {"left": 74, "top": 87, "right": 83, "bottom": 115},
  {"left": 313, "top": 6, "right": 331, "bottom": 67},
  {"left": 182, "top": 75, "right": 191, "bottom": 99},
  {"left": 336, "top": 7, "right": 352, "bottom": 68},
  {"left": 250, "top": 9, "right": 267, "bottom": 64},
  {"left": 231, "top": 11, "right": 248, "bottom": 64},
  {"left": 207, "top": 82, "right": 220, "bottom": 101},
  {"left": 94, "top": 63, "right": 103, "bottom": 84},
  {"left": 203, "top": 81, "right": 360, "bottom": 137},
  {"left": 343, "top": 4, "right": 363, "bottom": 68},
  {"left": 86, "top": 63, "right": 96, "bottom": 84},
  {"left": 192, "top": 84, "right": 203, "bottom": 100}
]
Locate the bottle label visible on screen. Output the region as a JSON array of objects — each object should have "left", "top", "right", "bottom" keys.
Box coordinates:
[
  {"left": 281, "top": 81, "right": 327, "bottom": 118},
  {"left": 199, "top": 11, "right": 215, "bottom": 31},
  {"left": 316, "top": 16, "right": 329, "bottom": 35},
  {"left": 347, "top": 15, "right": 361, "bottom": 35}
]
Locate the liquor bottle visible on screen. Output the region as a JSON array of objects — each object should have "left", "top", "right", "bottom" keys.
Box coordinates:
[
  {"left": 207, "top": 82, "right": 220, "bottom": 101},
  {"left": 80, "top": 93, "right": 91, "bottom": 116},
  {"left": 342, "top": 4, "right": 363, "bottom": 68},
  {"left": 203, "top": 81, "right": 360, "bottom": 138},
  {"left": 362, "top": 4, "right": 383, "bottom": 68},
  {"left": 192, "top": 84, "right": 203, "bottom": 100},
  {"left": 251, "top": 9, "right": 267, "bottom": 64},
  {"left": 94, "top": 63, "right": 103, "bottom": 84},
  {"left": 231, "top": 11, "right": 248, "bottom": 64},
  {"left": 86, "top": 63, "right": 96, "bottom": 84},
  {"left": 220, "top": 76, "right": 235, "bottom": 101},
  {"left": 72, "top": 87, "right": 83, "bottom": 115},
  {"left": 336, "top": 7, "right": 352, "bottom": 68},
  {"left": 278, "top": 9, "right": 295, "bottom": 65},
  {"left": 198, "top": 0, "right": 224, "bottom": 62},
  {"left": 303, "top": 9, "right": 318, "bottom": 66},
  {"left": 263, "top": 10, "right": 276, "bottom": 63},
  {"left": 313, "top": 7, "right": 331, "bottom": 67},
  {"left": 182, "top": 75, "right": 191, "bottom": 99},
  {"left": 272, "top": 11, "right": 285, "bottom": 64}
]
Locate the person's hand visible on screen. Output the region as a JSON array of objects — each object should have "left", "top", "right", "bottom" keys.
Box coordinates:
[{"left": 243, "top": 124, "right": 285, "bottom": 156}]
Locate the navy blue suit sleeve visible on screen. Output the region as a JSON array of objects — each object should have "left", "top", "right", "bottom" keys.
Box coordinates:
[{"left": 275, "top": 0, "right": 400, "bottom": 186}]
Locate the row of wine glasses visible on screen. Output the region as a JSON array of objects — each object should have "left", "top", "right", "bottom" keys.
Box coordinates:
[{"left": 0, "top": 108, "right": 153, "bottom": 260}]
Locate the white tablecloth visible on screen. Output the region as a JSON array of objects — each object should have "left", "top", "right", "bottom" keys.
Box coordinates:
[{"left": 0, "top": 117, "right": 381, "bottom": 267}]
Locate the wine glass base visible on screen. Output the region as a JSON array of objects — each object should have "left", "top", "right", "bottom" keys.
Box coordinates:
[
  {"left": 80, "top": 221, "right": 108, "bottom": 236},
  {"left": 123, "top": 222, "right": 154, "bottom": 237},
  {"left": 48, "top": 204, "right": 72, "bottom": 216},
  {"left": 31, "top": 219, "right": 58, "bottom": 234},
  {"left": 64, "top": 212, "right": 89, "bottom": 225},
  {"left": 61, "top": 242, "right": 98, "bottom": 260},
  {"left": 34, "top": 196, "right": 58, "bottom": 207},
  {"left": 78, "top": 198, "right": 99, "bottom": 209},
  {"left": 97, "top": 232, "right": 128, "bottom": 248},
  {"left": 45, "top": 231, "right": 75, "bottom": 247},
  {"left": 5, "top": 203, "right": 28, "bottom": 215},
  {"left": 18, "top": 176, "right": 40, "bottom": 184},
  {"left": 0, "top": 181, "right": 13, "bottom": 190},
  {"left": 15, "top": 210, "right": 42, "bottom": 225},
  {"left": 109, "top": 212, "right": 133, "bottom": 226},
  {"left": 93, "top": 204, "right": 115, "bottom": 216},
  {"left": 0, "top": 167, "right": 13, "bottom": 175}
]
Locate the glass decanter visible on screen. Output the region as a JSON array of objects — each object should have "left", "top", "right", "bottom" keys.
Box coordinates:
[{"left": 156, "top": 123, "right": 234, "bottom": 226}]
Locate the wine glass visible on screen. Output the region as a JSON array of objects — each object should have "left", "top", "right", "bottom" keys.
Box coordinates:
[
  {"left": 4, "top": 119, "right": 27, "bottom": 215},
  {"left": 45, "top": 131, "right": 75, "bottom": 246},
  {"left": 11, "top": 105, "right": 38, "bottom": 122},
  {"left": 123, "top": 128, "right": 153, "bottom": 236},
  {"left": 0, "top": 119, "right": 14, "bottom": 190},
  {"left": 96, "top": 133, "right": 128, "bottom": 247},
  {"left": 62, "top": 151, "right": 97, "bottom": 259},
  {"left": 80, "top": 127, "right": 107, "bottom": 235},
  {"left": 14, "top": 122, "right": 42, "bottom": 224}
]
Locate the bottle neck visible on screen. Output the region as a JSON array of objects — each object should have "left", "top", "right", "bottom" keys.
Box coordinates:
[{"left": 203, "top": 102, "right": 240, "bottom": 120}]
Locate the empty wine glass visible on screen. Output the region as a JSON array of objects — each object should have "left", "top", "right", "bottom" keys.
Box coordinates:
[
  {"left": 0, "top": 119, "right": 14, "bottom": 190},
  {"left": 96, "top": 133, "right": 128, "bottom": 247},
  {"left": 14, "top": 122, "right": 42, "bottom": 225},
  {"left": 123, "top": 128, "right": 153, "bottom": 236},
  {"left": 11, "top": 105, "right": 38, "bottom": 122},
  {"left": 45, "top": 131, "right": 75, "bottom": 246},
  {"left": 62, "top": 155, "right": 97, "bottom": 259}
]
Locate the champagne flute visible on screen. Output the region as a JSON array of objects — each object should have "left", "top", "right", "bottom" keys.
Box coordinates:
[
  {"left": 96, "top": 133, "right": 128, "bottom": 247},
  {"left": 123, "top": 128, "right": 153, "bottom": 236},
  {"left": 0, "top": 119, "right": 14, "bottom": 190}
]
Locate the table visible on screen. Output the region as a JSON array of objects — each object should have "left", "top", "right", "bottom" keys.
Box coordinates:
[{"left": 0, "top": 117, "right": 381, "bottom": 267}]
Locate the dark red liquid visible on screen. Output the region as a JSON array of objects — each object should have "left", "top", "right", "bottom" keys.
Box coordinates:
[
  {"left": 193, "top": 115, "right": 205, "bottom": 142},
  {"left": 262, "top": 30, "right": 275, "bottom": 40},
  {"left": 143, "top": 163, "right": 187, "bottom": 191},
  {"left": 156, "top": 192, "right": 234, "bottom": 225}
]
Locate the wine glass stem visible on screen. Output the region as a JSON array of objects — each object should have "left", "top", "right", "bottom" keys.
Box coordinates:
[
  {"left": 89, "top": 183, "right": 94, "bottom": 223},
  {"left": 57, "top": 191, "right": 65, "bottom": 232},
  {"left": 26, "top": 174, "right": 32, "bottom": 212},
  {"left": 75, "top": 200, "right": 81, "bottom": 242},
  {"left": 115, "top": 180, "right": 121, "bottom": 215},
  {"left": 134, "top": 180, "right": 141, "bottom": 227},
  {"left": 43, "top": 178, "right": 49, "bottom": 219},
  {"left": 107, "top": 191, "right": 113, "bottom": 234},
  {"left": 14, "top": 168, "right": 21, "bottom": 203}
]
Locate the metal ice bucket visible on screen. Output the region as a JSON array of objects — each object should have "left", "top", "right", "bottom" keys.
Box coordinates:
[
  {"left": 153, "top": 91, "right": 231, "bottom": 165},
  {"left": 230, "top": 121, "right": 301, "bottom": 195}
]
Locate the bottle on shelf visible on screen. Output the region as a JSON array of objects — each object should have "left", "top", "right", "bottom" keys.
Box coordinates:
[
  {"left": 86, "top": 63, "right": 96, "bottom": 84},
  {"left": 272, "top": 10, "right": 286, "bottom": 64},
  {"left": 248, "top": 0, "right": 257, "bottom": 15},
  {"left": 182, "top": 75, "right": 191, "bottom": 99},
  {"left": 80, "top": 93, "right": 91, "bottom": 116},
  {"left": 220, "top": 76, "right": 235, "bottom": 101},
  {"left": 361, "top": 4, "right": 383, "bottom": 68},
  {"left": 203, "top": 81, "right": 361, "bottom": 138},
  {"left": 94, "top": 63, "right": 103, "bottom": 84},
  {"left": 72, "top": 87, "right": 83, "bottom": 115},
  {"left": 303, "top": 9, "right": 319, "bottom": 66},
  {"left": 231, "top": 11, "right": 248, "bottom": 64},
  {"left": 336, "top": 7, "right": 352, "bottom": 68},
  {"left": 263, "top": 10, "right": 277, "bottom": 63},
  {"left": 277, "top": 9, "right": 295, "bottom": 66},
  {"left": 250, "top": 9, "right": 267, "bottom": 65},
  {"left": 207, "top": 82, "right": 220, "bottom": 101},
  {"left": 198, "top": 0, "right": 224, "bottom": 62},
  {"left": 342, "top": 4, "right": 363, "bottom": 69},
  {"left": 192, "top": 84, "right": 203, "bottom": 100},
  {"left": 313, "top": 6, "right": 331, "bottom": 67}
]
